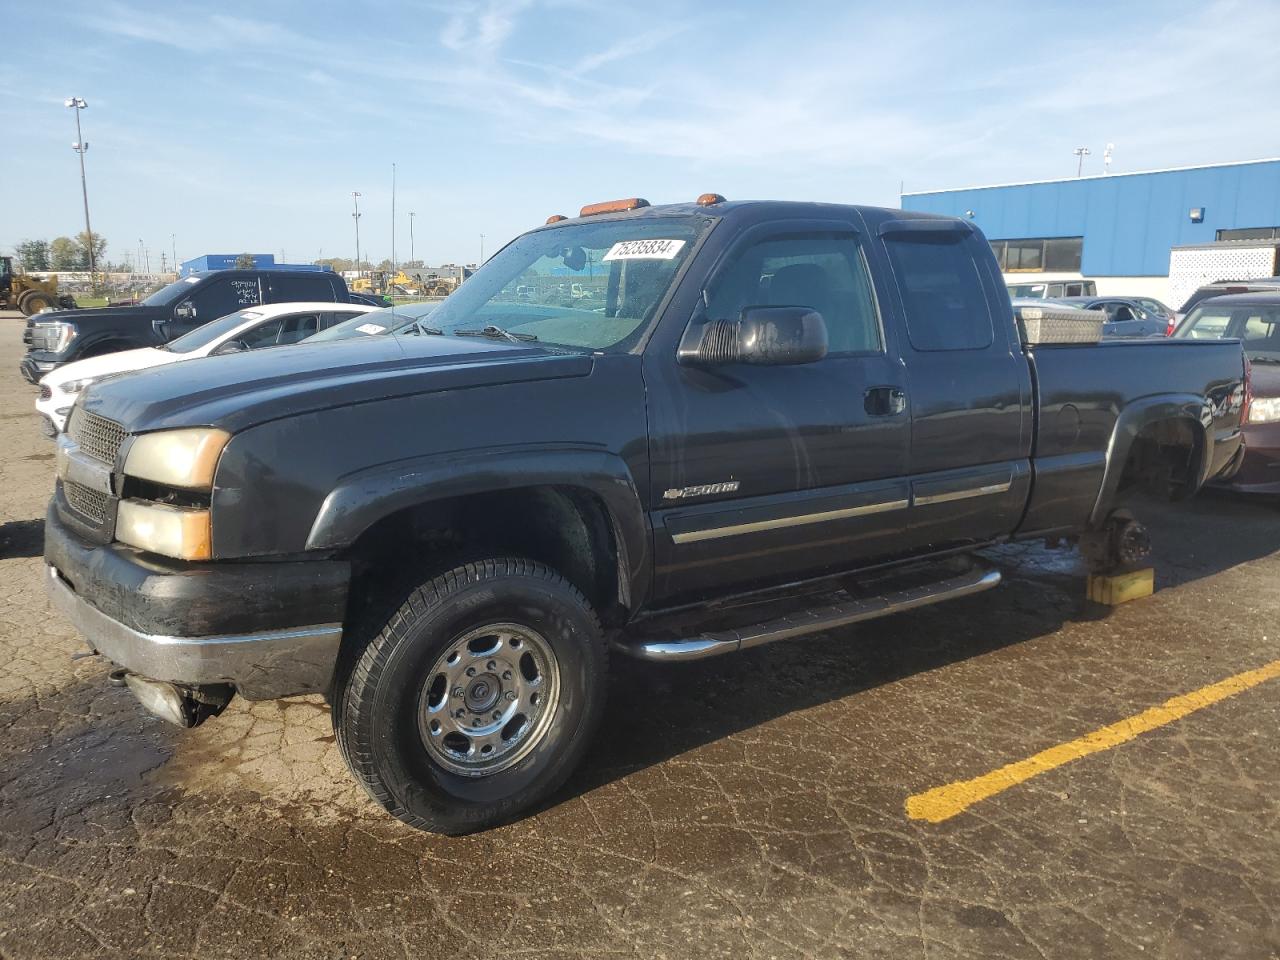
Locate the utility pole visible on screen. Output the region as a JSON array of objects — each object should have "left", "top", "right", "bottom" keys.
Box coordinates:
[
  {"left": 171, "top": 234, "right": 177, "bottom": 274},
  {"left": 65, "top": 97, "right": 95, "bottom": 276},
  {"left": 391, "top": 163, "right": 397, "bottom": 275},
  {"left": 409, "top": 211, "right": 415, "bottom": 266},
  {"left": 352, "top": 192, "right": 362, "bottom": 278},
  {"left": 1073, "top": 146, "right": 1091, "bottom": 177}
]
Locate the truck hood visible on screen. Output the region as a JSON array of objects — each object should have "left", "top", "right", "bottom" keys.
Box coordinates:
[
  {"left": 42, "top": 346, "right": 173, "bottom": 389},
  {"left": 46, "top": 304, "right": 166, "bottom": 325},
  {"left": 79, "top": 334, "right": 594, "bottom": 434}
]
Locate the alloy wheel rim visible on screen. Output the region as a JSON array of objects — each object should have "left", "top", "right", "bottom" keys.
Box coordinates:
[{"left": 417, "top": 622, "right": 561, "bottom": 777}]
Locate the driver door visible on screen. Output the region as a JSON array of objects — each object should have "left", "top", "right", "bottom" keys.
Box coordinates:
[{"left": 644, "top": 220, "right": 913, "bottom": 605}]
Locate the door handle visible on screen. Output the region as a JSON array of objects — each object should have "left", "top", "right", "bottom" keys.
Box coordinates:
[{"left": 864, "top": 386, "right": 906, "bottom": 416}]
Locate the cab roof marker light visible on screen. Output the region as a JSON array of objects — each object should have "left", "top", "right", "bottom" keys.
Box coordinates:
[
  {"left": 696, "top": 193, "right": 727, "bottom": 206},
  {"left": 579, "top": 198, "right": 650, "bottom": 217},
  {"left": 545, "top": 214, "right": 568, "bottom": 224}
]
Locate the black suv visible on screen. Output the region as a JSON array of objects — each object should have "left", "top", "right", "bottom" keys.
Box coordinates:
[{"left": 20, "top": 269, "right": 351, "bottom": 382}]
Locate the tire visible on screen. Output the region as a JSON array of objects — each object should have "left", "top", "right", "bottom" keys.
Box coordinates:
[
  {"left": 334, "top": 557, "right": 607, "bottom": 834},
  {"left": 19, "top": 291, "right": 54, "bottom": 316}
]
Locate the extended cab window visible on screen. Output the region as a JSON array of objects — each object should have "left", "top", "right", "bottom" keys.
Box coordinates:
[
  {"left": 707, "top": 233, "right": 881, "bottom": 354},
  {"left": 885, "top": 235, "right": 994, "bottom": 351}
]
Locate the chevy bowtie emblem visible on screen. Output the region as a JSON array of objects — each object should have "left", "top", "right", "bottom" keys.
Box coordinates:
[{"left": 662, "top": 481, "right": 740, "bottom": 500}]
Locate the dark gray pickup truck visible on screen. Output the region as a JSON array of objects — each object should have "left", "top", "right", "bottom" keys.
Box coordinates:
[{"left": 45, "top": 196, "right": 1248, "bottom": 833}]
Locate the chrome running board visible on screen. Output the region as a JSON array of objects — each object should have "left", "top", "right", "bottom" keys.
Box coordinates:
[{"left": 619, "top": 566, "right": 1001, "bottom": 663}]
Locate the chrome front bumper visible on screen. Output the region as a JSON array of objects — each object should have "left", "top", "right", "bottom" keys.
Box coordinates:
[{"left": 47, "top": 564, "right": 342, "bottom": 700}]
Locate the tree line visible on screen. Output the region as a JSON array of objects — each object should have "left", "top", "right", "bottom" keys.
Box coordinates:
[{"left": 14, "top": 233, "right": 109, "bottom": 271}]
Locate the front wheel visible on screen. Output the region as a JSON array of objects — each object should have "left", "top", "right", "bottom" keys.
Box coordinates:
[{"left": 334, "top": 558, "right": 608, "bottom": 834}]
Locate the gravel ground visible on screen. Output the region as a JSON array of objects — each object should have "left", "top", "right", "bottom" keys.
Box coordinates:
[{"left": 1, "top": 312, "right": 1277, "bottom": 959}]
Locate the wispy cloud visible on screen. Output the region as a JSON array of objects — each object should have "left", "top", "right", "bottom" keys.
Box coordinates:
[{"left": 440, "top": 0, "right": 533, "bottom": 52}]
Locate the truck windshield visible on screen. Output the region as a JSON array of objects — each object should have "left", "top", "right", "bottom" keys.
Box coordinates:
[
  {"left": 1175, "top": 303, "right": 1280, "bottom": 362},
  {"left": 427, "top": 216, "right": 708, "bottom": 351},
  {"left": 144, "top": 276, "right": 202, "bottom": 306}
]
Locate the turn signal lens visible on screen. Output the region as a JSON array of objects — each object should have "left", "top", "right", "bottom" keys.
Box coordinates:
[
  {"left": 124, "top": 428, "right": 231, "bottom": 490},
  {"left": 696, "top": 193, "right": 726, "bottom": 206},
  {"left": 116, "top": 500, "right": 212, "bottom": 560},
  {"left": 579, "top": 198, "right": 649, "bottom": 217},
  {"left": 545, "top": 214, "right": 568, "bottom": 224}
]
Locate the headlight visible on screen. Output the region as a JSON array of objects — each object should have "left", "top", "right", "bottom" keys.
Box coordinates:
[
  {"left": 36, "top": 321, "right": 78, "bottom": 353},
  {"left": 1248, "top": 396, "right": 1280, "bottom": 424},
  {"left": 123, "top": 427, "right": 231, "bottom": 489},
  {"left": 61, "top": 376, "right": 98, "bottom": 396},
  {"left": 116, "top": 499, "right": 212, "bottom": 560}
]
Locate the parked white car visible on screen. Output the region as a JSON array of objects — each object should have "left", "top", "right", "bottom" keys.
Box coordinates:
[{"left": 36, "top": 301, "right": 378, "bottom": 434}]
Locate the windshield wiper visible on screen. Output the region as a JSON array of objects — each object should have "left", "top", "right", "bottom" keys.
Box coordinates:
[
  {"left": 1248, "top": 354, "right": 1280, "bottom": 363},
  {"left": 454, "top": 324, "right": 537, "bottom": 342},
  {"left": 412, "top": 319, "right": 443, "bottom": 336}
]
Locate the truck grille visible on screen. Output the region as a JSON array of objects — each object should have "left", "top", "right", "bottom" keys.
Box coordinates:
[
  {"left": 68, "top": 408, "right": 127, "bottom": 466},
  {"left": 25, "top": 322, "right": 55, "bottom": 351},
  {"left": 63, "top": 480, "right": 110, "bottom": 523}
]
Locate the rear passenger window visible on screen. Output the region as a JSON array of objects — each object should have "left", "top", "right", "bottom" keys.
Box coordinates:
[
  {"left": 706, "top": 233, "right": 882, "bottom": 354},
  {"left": 268, "top": 273, "right": 332, "bottom": 303},
  {"left": 884, "top": 235, "right": 994, "bottom": 351}
]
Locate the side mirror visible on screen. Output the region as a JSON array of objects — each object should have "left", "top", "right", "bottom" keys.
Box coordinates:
[
  {"left": 174, "top": 300, "right": 196, "bottom": 321},
  {"left": 212, "top": 339, "right": 248, "bottom": 356},
  {"left": 678, "top": 306, "right": 828, "bottom": 367}
]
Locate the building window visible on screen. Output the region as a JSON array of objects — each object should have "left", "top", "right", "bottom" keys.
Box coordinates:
[
  {"left": 989, "top": 236, "right": 1083, "bottom": 273},
  {"left": 1216, "top": 227, "right": 1280, "bottom": 242}
]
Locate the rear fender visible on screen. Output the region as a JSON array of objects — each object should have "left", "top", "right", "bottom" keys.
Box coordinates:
[{"left": 1089, "top": 394, "right": 1209, "bottom": 527}]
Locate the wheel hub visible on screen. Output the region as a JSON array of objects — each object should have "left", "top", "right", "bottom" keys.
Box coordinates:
[
  {"left": 417, "top": 623, "right": 561, "bottom": 777},
  {"left": 464, "top": 674, "right": 501, "bottom": 712}
]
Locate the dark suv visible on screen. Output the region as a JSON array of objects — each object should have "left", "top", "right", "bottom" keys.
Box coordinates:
[{"left": 20, "top": 268, "right": 351, "bottom": 382}]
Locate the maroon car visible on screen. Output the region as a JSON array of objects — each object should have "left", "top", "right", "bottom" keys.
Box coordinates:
[{"left": 1174, "top": 292, "right": 1280, "bottom": 494}]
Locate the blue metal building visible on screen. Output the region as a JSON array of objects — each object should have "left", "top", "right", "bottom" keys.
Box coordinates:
[
  {"left": 901, "top": 158, "right": 1280, "bottom": 284},
  {"left": 179, "top": 254, "right": 332, "bottom": 277}
]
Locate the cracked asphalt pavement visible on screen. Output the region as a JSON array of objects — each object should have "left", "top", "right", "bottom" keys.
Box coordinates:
[{"left": 1, "top": 313, "right": 1277, "bottom": 959}]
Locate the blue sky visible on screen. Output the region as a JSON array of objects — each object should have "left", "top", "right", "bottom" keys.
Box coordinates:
[{"left": 5, "top": 0, "right": 1279, "bottom": 268}]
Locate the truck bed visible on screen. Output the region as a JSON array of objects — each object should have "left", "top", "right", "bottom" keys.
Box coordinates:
[{"left": 1019, "top": 338, "right": 1247, "bottom": 536}]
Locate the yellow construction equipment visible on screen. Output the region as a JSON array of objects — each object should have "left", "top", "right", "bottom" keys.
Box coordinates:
[{"left": 0, "top": 257, "right": 76, "bottom": 315}]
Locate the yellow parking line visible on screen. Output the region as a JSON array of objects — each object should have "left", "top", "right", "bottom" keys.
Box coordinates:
[{"left": 906, "top": 658, "right": 1280, "bottom": 824}]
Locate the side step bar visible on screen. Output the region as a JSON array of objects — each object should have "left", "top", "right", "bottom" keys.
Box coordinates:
[{"left": 619, "top": 566, "right": 1002, "bottom": 663}]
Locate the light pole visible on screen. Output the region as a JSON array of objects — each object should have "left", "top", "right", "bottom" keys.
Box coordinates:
[
  {"left": 171, "top": 234, "right": 177, "bottom": 274},
  {"left": 352, "top": 192, "right": 362, "bottom": 278},
  {"left": 391, "top": 162, "right": 397, "bottom": 275},
  {"left": 479, "top": 233, "right": 486, "bottom": 264},
  {"left": 65, "top": 97, "right": 95, "bottom": 276},
  {"left": 1073, "top": 146, "right": 1091, "bottom": 177},
  {"left": 409, "top": 211, "right": 415, "bottom": 266}
]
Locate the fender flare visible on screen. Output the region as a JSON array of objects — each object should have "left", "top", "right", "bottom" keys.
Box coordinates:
[
  {"left": 306, "top": 445, "right": 651, "bottom": 611},
  {"left": 1089, "top": 394, "right": 1210, "bottom": 528},
  {"left": 71, "top": 335, "right": 146, "bottom": 359}
]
